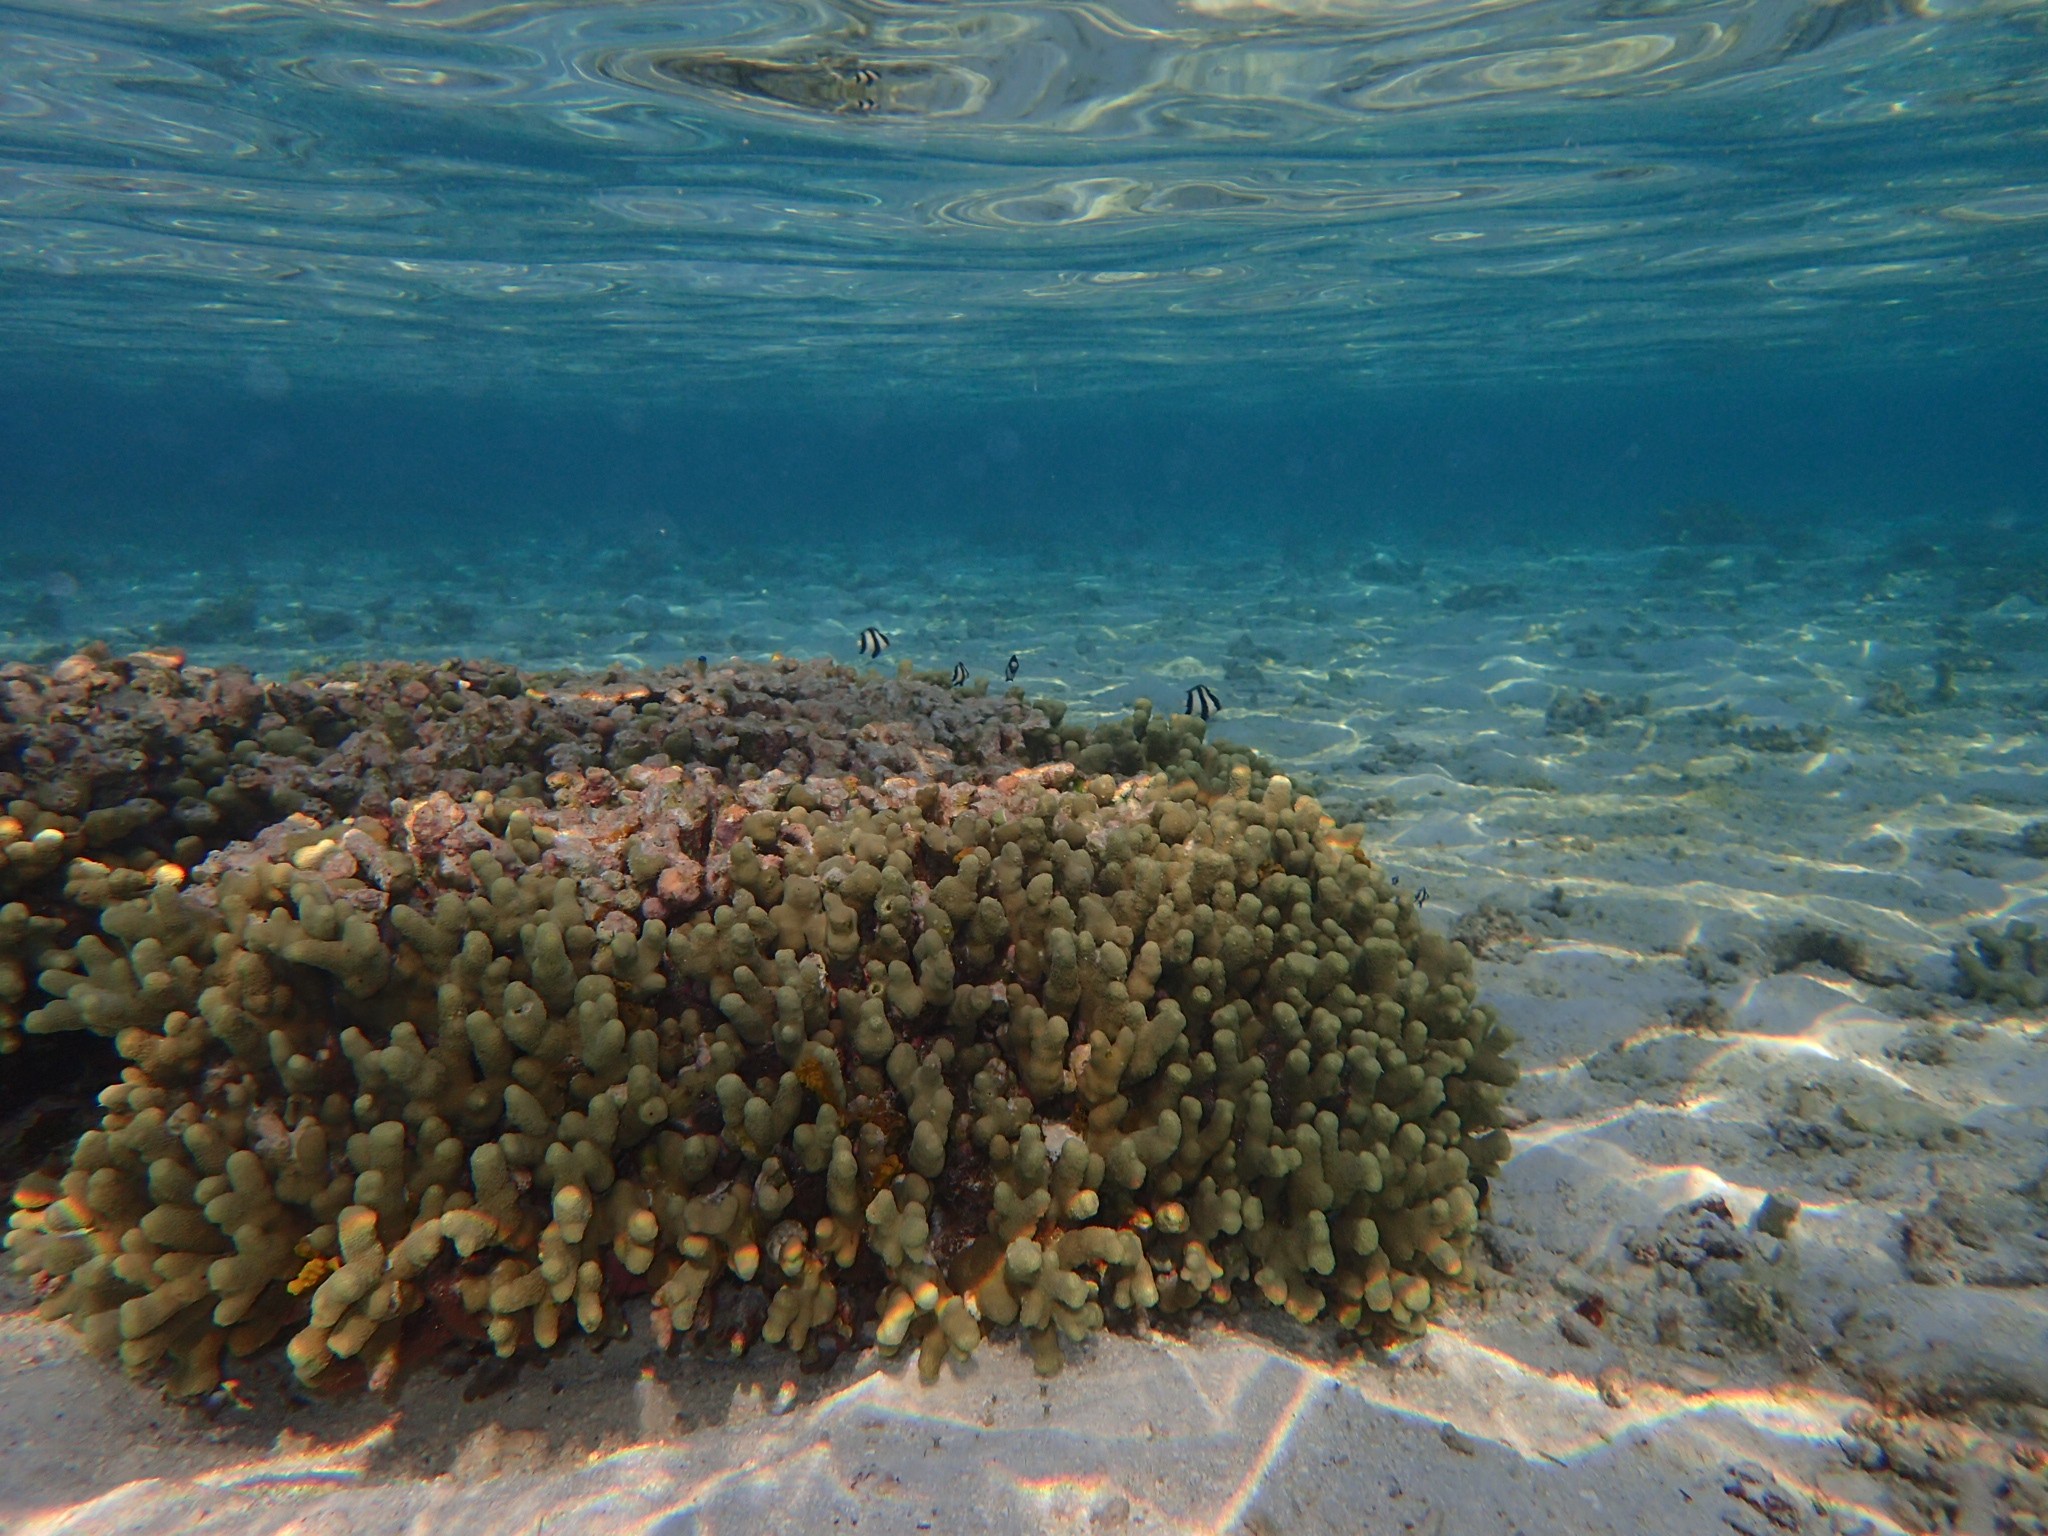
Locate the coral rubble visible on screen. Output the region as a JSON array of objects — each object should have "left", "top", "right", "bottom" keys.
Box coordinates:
[{"left": 4, "top": 648, "right": 1514, "bottom": 1398}]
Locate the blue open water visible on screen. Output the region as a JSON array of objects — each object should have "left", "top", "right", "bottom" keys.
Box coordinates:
[{"left": 0, "top": 0, "right": 2042, "bottom": 558}]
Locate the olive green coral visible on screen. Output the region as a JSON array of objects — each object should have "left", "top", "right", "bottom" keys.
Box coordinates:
[
  {"left": 1024, "top": 695, "right": 1269, "bottom": 791},
  {"left": 1, "top": 802, "right": 170, "bottom": 1054},
  {"left": 8, "top": 757, "right": 1513, "bottom": 1397},
  {"left": 1, "top": 898, "right": 65, "bottom": 1054}
]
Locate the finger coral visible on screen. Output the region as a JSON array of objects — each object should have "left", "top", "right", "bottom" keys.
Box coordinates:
[
  {"left": 0, "top": 647, "right": 1064, "bottom": 1054},
  {"left": 0, "top": 650, "right": 1251, "bottom": 1059},
  {"left": 5, "top": 649, "right": 1514, "bottom": 1398}
]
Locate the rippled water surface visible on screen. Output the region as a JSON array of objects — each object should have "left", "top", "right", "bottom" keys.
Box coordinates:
[{"left": 3, "top": 0, "right": 2045, "bottom": 389}]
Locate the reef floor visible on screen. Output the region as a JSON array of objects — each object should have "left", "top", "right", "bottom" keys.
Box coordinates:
[{"left": 4, "top": 525, "right": 2046, "bottom": 1536}]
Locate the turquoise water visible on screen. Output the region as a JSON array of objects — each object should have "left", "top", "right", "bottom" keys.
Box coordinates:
[
  {"left": 2, "top": 0, "right": 2045, "bottom": 397},
  {"left": 0, "top": 0, "right": 2044, "bottom": 587}
]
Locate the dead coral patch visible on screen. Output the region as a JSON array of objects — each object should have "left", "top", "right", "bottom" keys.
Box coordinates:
[
  {"left": 1952, "top": 920, "right": 2048, "bottom": 1010},
  {"left": 1441, "top": 582, "right": 1521, "bottom": 613},
  {"left": 1543, "top": 688, "right": 1649, "bottom": 736},
  {"left": 1768, "top": 924, "right": 1907, "bottom": 987},
  {"left": 1451, "top": 901, "right": 1536, "bottom": 960}
]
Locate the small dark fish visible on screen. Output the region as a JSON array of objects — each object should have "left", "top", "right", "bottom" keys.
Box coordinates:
[
  {"left": 1416, "top": 887, "right": 1429, "bottom": 907},
  {"left": 1005, "top": 654, "right": 1020, "bottom": 682},
  {"left": 858, "top": 627, "right": 890, "bottom": 659},
  {"left": 950, "top": 662, "right": 968, "bottom": 687},
  {"left": 1184, "top": 685, "right": 1220, "bottom": 720}
]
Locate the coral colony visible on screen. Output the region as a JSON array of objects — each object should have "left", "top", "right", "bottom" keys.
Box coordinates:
[{"left": 4, "top": 646, "right": 1516, "bottom": 1397}]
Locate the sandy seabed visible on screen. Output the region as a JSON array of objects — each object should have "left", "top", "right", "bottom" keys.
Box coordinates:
[{"left": 3, "top": 529, "right": 2045, "bottom": 1536}]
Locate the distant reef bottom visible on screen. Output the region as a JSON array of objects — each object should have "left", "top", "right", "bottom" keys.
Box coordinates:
[{"left": 2, "top": 647, "right": 1515, "bottom": 1398}]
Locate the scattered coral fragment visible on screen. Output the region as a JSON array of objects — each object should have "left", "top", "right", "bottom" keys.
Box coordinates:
[{"left": 1952, "top": 920, "right": 2048, "bottom": 1010}]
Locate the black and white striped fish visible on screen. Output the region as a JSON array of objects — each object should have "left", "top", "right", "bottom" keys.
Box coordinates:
[
  {"left": 1184, "top": 684, "right": 1221, "bottom": 720},
  {"left": 858, "top": 627, "right": 890, "bottom": 659},
  {"left": 1005, "top": 654, "right": 1020, "bottom": 682},
  {"left": 950, "top": 662, "right": 969, "bottom": 687}
]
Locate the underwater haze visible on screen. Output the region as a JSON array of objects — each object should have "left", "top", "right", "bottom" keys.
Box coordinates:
[
  {"left": 6, "top": 2, "right": 2048, "bottom": 1535},
  {"left": 1, "top": 0, "right": 2045, "bottom": 567},
  {"left": 1, "top": 0, "right": 2045, "bottom": 555}
]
